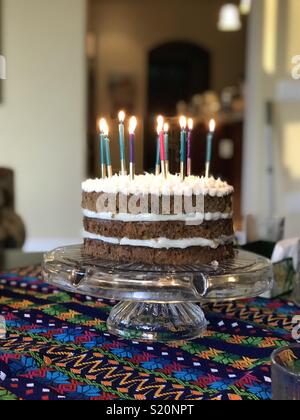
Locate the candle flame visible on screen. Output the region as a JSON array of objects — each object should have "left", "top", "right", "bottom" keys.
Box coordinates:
[
  {"left": 157, "top": 115, "right": 164, "bottom": 127},
  {"left": 103, "top": 121, "right": 109, "bottom": 137},
  {"left": 209, "top": 119, "right": 216, "bottom": 133},
  {"left": 163, "top": 123, "right": 169, "bottom": 133},
  {"left": 129, "top": 116, "right": 137, "bottom": 134},
  {"left": 99, "top": 118, "right": 107, "bottom": 134},
  {"left": 179, "top": 116, "right": 187, "bottom": 129},
  {"left": 188, "top": 118, "right": 194, "bottom": 130},
  {"left": 118, "top": 110, "right": 126, "bottom": 123}
]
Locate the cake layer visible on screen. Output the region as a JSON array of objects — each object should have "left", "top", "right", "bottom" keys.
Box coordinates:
[
  {"left": 82, "top": 192, "right": 233, "bottom": 215},
  {"left": 83, "top": 238, "right": 235, "bottom": 265},
  {"left": 83, "top": 217, "right": 234, "bottom": 241},
  {"left": 83, "top": 231, "right": 234, "bottom": 250}
]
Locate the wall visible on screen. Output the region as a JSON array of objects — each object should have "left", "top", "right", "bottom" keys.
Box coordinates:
[
  {"left": 89, "top": 0, "right": 246, "bottom": 172},
  {"left": 243, "top": 0, "right": 300, "bottom": 237},
  {"left": 0, "top": 0, "right": 87, "bottom": 251}
]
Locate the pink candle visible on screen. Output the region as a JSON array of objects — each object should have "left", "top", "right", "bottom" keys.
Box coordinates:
[
  {"left": 159, "top": 130, "right": 166, "bottom": 161},
  {"left": 157, "top": 119, "right": 166, "bottom": 178}
]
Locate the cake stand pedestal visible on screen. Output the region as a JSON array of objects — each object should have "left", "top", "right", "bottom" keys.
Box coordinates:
[{"left": 42, "top": 245, "right": 273, "bottom": 342}]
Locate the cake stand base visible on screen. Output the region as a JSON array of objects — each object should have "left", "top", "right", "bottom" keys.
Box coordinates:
[{"left": 107, "top": 301, "right": 207, "bottom": 342}]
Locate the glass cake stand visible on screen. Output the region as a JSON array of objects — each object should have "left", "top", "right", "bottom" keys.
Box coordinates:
[{"left": 42, "top": 245, "right": 273, "bottom": 342}]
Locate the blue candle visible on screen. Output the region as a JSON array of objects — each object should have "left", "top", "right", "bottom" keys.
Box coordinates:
[
  {"left": 103, "top": 121, "right": 113, "bottom": 178},
  {"left": 179, "top": 116, "right": 187, "bottom": 180},
  {"left": 164, "top": 123, "right": 169, "bottom": 161},
  {"left": 118, "top": 111, "right": 126, "bottom": 175},
  {"left": 205, "top": 119, "right": 216, "bottom": 178},
  {"left": 99, "top": 118, "right": 107, "bottom": 178},
  {"left": 156, "top": 135, "right": 160, "bottom": 167}
]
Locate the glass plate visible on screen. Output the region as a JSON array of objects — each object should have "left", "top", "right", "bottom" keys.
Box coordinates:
[{"left": 43, "top": 245, "right": 273, "bottom": 303}]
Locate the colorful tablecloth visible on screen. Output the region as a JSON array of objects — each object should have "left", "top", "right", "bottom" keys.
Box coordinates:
[{"left": 0, "top": 266, "right": 299, "bottom": 401}]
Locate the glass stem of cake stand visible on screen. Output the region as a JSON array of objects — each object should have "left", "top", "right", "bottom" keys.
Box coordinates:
[{"left": 107, "top": 301, "right": 207, "bottom": 342}]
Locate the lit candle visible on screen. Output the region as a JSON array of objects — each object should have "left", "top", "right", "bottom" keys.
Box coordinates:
[
  {"left": 155, "top": 116, "right": 163, "bottom": 176},
  {"left": 129, "top": 116, "right": 137, "bottom": 181},
  {"left": 187, "top": 118, "right": 193, "bottom": 177},
  {"left": 103, "top": 120, "right": 113, "bottom": 178},
  {"left": 179, "top": 116, "right": 187, "bottom": 181},
  {"left": 164, "top": 123, "right": 169, "bottom": 175},
  {"left": 118, "top": 111, "right": 127, "bottom": 176},
  {"left": 157, "top": 119, "right": 166, "bottom": 179},
  {"left": 205, "top": 119, "right": 216, "bottom": 178},
  {"left": 99, "top": 118, "right": 107, "bottom": 178}
]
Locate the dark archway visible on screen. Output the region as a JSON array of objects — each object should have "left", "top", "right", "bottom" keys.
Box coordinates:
[
  {"left": 148, "top": 41, "right": 210, "bottom": 116},
  {"left": 145, "top": 41, "right": 211, "bottom": 171}
]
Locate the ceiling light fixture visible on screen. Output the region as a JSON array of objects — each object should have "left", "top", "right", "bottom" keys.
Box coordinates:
[{"left": 218, "top": 3, "right": 242, "bottom": 32}]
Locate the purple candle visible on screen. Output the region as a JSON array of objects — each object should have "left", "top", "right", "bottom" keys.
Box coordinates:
[
  {"left": 187, "top": 118, "right": 193, "bottom": 176},
  {"left": 129, "top": 116, "right": 137, "bottom": 180}
]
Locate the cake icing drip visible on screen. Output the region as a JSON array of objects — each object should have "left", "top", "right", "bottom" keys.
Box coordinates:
[
  {"left": 82, "top": 173, "right": 234, "bottom": 197},
  {"left": 83, "top": 230, "right": 234, "bottom": 250}
]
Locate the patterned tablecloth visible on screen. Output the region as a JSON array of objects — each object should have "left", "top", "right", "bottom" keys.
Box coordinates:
[{"left": 0, "top": 266, "right": 299, "bottom": 401}]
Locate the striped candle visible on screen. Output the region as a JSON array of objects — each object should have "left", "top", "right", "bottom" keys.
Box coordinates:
[
  {"left": 129, "top": 116, "right": 137, "bottom": 181},
  {"left": 164, "top": 123, "right": 169, "bottom": 175},
  {"left": 205, "top": 119, "right": 216, "bottom": 178},
  {"left": 103, "top": 121, "right": 113, "bottom": 178},
  {"left": 118, "top": 111, "right": 127, "bottom": 175},
  {"left": 157, "top": 120, "right": 166, "bottom": 179},
  {"left": 187, "top": 118, "right": 193, "bottom": 177},
  {"left": 179, "top": 116, "right": 187, "bottom": 181},
  {"left": 155, "top": 116, "right": 164, "bottom": 176},
  {"left": 99, "top": 118, "right": 107, "bottom": 178}
]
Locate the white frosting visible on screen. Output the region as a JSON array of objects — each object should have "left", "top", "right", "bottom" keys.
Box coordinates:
[
  {"left": 82, "top": 208, "right": 233, "bottom": 223},
  {"left": 83, "top": 230, "right": 234, "bottom": 250},
  {"left": 82, "top": 173, "right": 233, "bottom": 197}
]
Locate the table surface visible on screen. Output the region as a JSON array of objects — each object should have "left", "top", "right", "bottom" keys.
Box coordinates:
[
  {"left": 0, "top": 264, "right": 299, "bottom": 400},
  {"left": 0, "top": 250, "right": 43, "bottom": 271}
]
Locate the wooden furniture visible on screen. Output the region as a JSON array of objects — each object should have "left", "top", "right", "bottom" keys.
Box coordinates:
[{"left": 0, "top": 168, "right": 26, "bottom": 249}]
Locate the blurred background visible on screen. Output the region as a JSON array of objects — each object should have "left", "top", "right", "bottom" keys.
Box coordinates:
[{"left": 0, "top": 0, "right": 299, "bottom": 256}]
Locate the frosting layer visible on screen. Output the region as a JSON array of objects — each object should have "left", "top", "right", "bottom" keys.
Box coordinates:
[
  {"left": 82, "top": 208, "right": 233, "bottom": 223},
  {"left": 83, "top": 230, "right": 234, "bottom": 250},
  {"left": 82, "top": 173, "right": 234, "bottom": 197}
]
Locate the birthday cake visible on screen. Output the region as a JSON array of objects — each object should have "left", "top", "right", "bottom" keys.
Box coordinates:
[{"left": 82, "top": 174, "right": 235, "bottom": 266}]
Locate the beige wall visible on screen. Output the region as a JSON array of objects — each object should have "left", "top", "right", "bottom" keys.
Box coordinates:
[
  {"left": 89, "top": 0, "right": 246, "bottom": 172},
  {"left": 243, "top": 0, "right": 300, "bottom": 237},
  {"left": 0, "top": 0, "right": 87, "bottom": 251}
]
